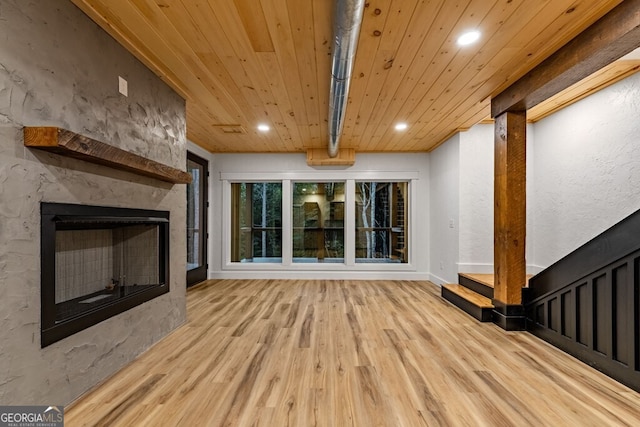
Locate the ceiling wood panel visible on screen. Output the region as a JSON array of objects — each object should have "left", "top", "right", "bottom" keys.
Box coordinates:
[
  {"left": 233, "top": 0, "right": 275, "bottom": 52},
  {"left": 405, "top": 1, "right": 525, "bottom": 136},
  {"left": 367, "top": 0, "right": 503, "bottom": 151},
  {"left": 71, "top": 0, "right": 625, "bottom": 153},
  {"left": 412, "top": 0, "right": 626, "bottom": 149},
  {"left": 353, "top": 0, "right": 447, "bottom": 151},
  {"left": 261, "top": 0, "right": 316, "bottom": 148},
  {"left": 178, "top": 1, "right": 289, "bottom": 150},
  {"left": 344, "top": 0, "right": 397, "bottom": 148},
  {"left": 131, "top": 0, "right": 249, "bottom": 124},
  {"left": 356, "top": 0, "right": 429, "bottom": 151},
  {"left": 257, "top": 51, "right": 305, "bottom": 150},
  {"left": 402, "top": 0, "right": 600, "bottom": 148},
  {"left": 287, "top": 0, "right": 323, "bottom": 148},
  {"left": 312, "top": 0, "right": 333, "bottom": 150}
]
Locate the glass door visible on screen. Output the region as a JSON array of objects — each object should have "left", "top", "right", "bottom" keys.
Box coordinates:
[{"left": 186, "top": 151, "right": 208, "bottom": 286}]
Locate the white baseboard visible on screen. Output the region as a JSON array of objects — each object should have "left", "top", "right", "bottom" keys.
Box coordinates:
[
  {"left": 209, "top": 270, "right": 431, "bottom": 281},
  {"left": 428, "top": 273, "right": 450, "bottom": 286},
  {"left": 207, "top": 266, "right": 545, "bottom": 283}
]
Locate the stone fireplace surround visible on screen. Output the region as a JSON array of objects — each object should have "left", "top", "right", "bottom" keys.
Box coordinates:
[{"left": 0, "top": 0, "right": 187, "bottom": 406}]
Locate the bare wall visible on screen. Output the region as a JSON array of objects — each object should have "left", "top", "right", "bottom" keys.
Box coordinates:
[
  {"left": 0, "top": 0, "right": 187, "bottom": 405},
  {"left": 429, "top": 134, "right": 460, "bottom": 284},
  {"left": 443, "top": 71, "right": 640, "bottom": 276},
  {"left": 531, "top": 71, "right": 640, "bottom": 268}
]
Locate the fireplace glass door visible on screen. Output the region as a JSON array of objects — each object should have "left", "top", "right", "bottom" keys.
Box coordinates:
[
  {"left": 55, "top": 225, "right": 160, "bottom": 319},
  {"left": 41, "top": 203, "right": 169, "bottom": 347}
]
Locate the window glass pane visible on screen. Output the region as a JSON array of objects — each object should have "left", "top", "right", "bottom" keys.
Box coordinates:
[
  {"left": 231, "top": 182, "right": 282, "bottom": 262},
  {"left": 186, "top": 159, "right": 202, "bottom": 271},
  {"left": 355, "top": 182, "right": 408, "bottom": 263},
  {"left": 293, "top": 182, "right": 345, "bottom": 263}
]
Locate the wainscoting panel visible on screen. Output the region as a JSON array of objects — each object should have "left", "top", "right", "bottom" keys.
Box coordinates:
[{"left": 526, "top": 251, "right": 640, "bottom": 391}]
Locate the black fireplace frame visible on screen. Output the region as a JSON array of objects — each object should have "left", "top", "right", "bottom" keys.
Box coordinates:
[{"left": 41, "top": 202, "right": 170, "bottom": 347}]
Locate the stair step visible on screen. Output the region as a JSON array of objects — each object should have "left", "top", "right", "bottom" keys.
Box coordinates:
[
  {"left": 458, "top": 273, "right": 494, "bottom": 299},
  {"left": 441, "top": 284, "right": 494, "bottom": 322}
]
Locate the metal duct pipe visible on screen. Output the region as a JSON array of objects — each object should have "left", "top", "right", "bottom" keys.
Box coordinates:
[{"left": 328, "top": 0, "right": 365, "bottom": 158}]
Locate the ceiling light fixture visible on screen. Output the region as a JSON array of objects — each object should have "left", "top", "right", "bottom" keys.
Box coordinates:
[
  {"left": 395, "top": 122, "right": 408, "bottom": 131},
  {"left": 257, "top": 124, "right": 270, "bottom": 132},
  {"left": 457, "top": 30, "right": 481, "bottom": 46}
]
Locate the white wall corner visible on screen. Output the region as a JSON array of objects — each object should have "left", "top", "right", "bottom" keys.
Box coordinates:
[
  {"left": 187, "top": 140, "right": 214, "bottom": 160},
  {"left": 428, "top": 272, "right": 450, "bottom": 286},
  {"left": 429, "top": 133, "right": 461, "bottom": 285}
]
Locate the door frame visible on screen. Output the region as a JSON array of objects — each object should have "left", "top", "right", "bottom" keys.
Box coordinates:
[{"left": 186, "top": 151, "right": 209, "bottom": 286}]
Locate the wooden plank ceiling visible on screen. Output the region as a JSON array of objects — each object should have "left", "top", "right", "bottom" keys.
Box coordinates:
[{"left": 71, "top": 0, "right": 623, "bottom": 153}]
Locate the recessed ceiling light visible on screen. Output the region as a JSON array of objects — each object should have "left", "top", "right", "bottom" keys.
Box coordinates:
[
  {"left": 395, "top": 122, "right": 408, "bottom": 131},
  {"left": 257, "top": 124, "right": 270, "bottom": 132},
  {"left": 457, "top": 30, "right": 481, "bottom": 46}
]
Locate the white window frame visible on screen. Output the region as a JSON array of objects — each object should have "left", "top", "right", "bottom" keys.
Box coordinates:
[{"left": 221, "top": 171, "right": 418, "bottom": 272}]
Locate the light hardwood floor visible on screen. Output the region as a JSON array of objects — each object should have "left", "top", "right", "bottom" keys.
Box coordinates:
[{"left": 66, "top": 279, "right": 640, "bottom": 426}]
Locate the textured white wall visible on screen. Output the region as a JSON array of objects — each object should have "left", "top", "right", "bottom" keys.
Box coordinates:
[
  {"left": 457, "top": 123, "right": 536, "bottom": 274},
  {"left": 429, "top": 135, "right": 460, "bottom": 284},
  {"left": 531, "top": 72, "right": 640, "bottom": 268},
  {"left": 458, "top": 124, "right": 494, "bottom": 273},
  {"left": 454, "top": 72, "right": 640, "bottom": 273}
]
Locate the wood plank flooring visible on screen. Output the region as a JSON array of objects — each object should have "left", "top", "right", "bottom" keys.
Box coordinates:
[{"left": 65, "top": 279, "right": 640, "bottom": 426}]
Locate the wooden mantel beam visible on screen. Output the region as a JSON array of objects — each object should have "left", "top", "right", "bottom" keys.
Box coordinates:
[
  {"left": 492, "top": 0, "right": 640, "bottom": 118},
  {"left": 24, "top": 127, "right": 192, "bottom": 184}
]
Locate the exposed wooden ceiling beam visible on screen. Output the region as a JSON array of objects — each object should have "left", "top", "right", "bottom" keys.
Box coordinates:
[
  {"left": 527, "top": 59, "right": 640, "bottom": 122},
  {"left": 491, "top": 0, "right": 640, "bottom": 117}
]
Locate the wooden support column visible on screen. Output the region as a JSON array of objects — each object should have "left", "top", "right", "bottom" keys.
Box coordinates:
[
  {"left": 493, "top": 111, "right": 527, "bottom": 330},
  {"left": 489, "top": 0, "right": 640, "bottom": 331}
]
